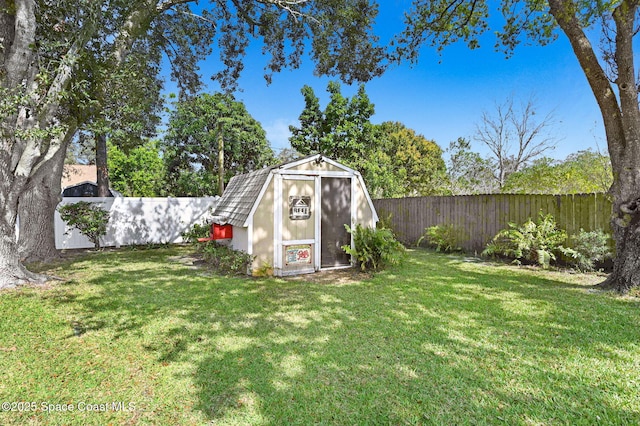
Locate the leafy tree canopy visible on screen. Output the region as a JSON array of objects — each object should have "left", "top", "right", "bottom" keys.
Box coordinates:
[
  {"left": 289, "top": 81, "right": 375, "bottom": 164},
  {"left": 502, "top": 149, "right": 613, "bottom": 194},
  {"left": 108, "top": 140, "right": 166, "bottom": 197},
  {"left": 445, "top": 137, "right": 496, "bottom": 195},
  {"left": 289, "top": 84, "right": 448, "bottom": 197},
  {"left": 364, "top": 121, "right": 448, "bottom": 198},
  {"left": 163, "top": 93, "right": 275, "bottom": 196}
]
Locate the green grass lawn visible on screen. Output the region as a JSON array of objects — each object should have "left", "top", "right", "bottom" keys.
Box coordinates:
[{"left": 1, "top": 247, "right": 639, "bottom": 425}]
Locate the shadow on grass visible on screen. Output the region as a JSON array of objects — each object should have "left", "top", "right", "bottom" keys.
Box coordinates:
[{"left": 46, "top": 247, "right": 640, "bottom": 424}]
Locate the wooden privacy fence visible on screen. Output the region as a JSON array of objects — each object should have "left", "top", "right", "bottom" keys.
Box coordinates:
[{"left": 373, "top": 194, "right": 612, "bottom": 253}]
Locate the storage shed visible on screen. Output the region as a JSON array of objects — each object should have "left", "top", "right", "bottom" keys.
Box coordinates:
[{"left": 212, "top": 155, "right": 378, "bottom": 276}]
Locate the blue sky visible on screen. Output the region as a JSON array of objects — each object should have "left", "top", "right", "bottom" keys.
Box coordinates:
[{"left": 173, "top": 1, "right": 607, "bottom": 161}]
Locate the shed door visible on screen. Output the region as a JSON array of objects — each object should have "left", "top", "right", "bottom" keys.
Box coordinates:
[
  {"left": 280, "top": 176, "right": 316, "bottom": 274},
  {"left": 321, "top": 177, "right": 351, "bottom": 267}
]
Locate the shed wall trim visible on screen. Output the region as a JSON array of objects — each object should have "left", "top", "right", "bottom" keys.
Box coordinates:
[
  {"left": 314, "top": 176, "right": 321, "bottom": 270},
  {"left": 273, "top": 170, "right": 353, "bottom": 177},
  {"left": 273, "top": 174, "right": 283, "bottom": 271},
  {"left": 356, "top": 174, "right": 379, "bottom": 223},
  {"left": 283, "top": 239, "right": 315, "bottom": 245},
  {"left": 280, "top": 155, "right": 354, "bottom": 173},
  {"left": 350, "top": 176, "right": 357, "bottom": 257}
]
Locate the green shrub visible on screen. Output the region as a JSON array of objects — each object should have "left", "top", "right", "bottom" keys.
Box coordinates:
[
  {"left": 482, "top": 212, "right": 569, "bottom": 268},
  {"left": 182, "top": 222, "right": 212, "bottom": 243},
  {"left": 565, "top": 228, "right": 613, "bottom": 271},
  {"left": 253, "top": 262, "right": 274, "bottom": 277},
  {"left": 376, "top": 213, "right": 394, "bottom": 230},
  {"left": 199, "top": 241, "right": 254, "bottom": 275},
  {"left": 58, "top": 201, "right": 110, "bottom": 249},
  {"left": 342, "top": 224, "right": 405, "bottom": 271},
  {"left": 417, "top": 224, "right": 462, "bottom": 252}
]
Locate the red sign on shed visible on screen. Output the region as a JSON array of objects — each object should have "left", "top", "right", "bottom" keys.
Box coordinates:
[{"left": 213, "top": 223, "right": 233, "bottom": 240}]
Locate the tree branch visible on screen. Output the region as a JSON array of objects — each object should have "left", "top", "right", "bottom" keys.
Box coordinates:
[
  {"left": 3, "top": 0, "right": 36, "bottom": 89},
  {"left": 156, "top": 0, "right": 194, "bottom": 13},
  {"left": 38, "top": 41, "right": 82, "bottom": 127},
  {"left": 259, "top": 0, "right": 309, "bottom": 19},
  {"left": 548, "top": 0, "right": 624, "bottom": 168},
  {"left": 613, "top": 1, "right": 640, "bottom": 132}
]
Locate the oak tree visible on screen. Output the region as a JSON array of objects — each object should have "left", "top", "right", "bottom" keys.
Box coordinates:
[
  {"left": 0, "top": 0, "right": 388, "bottom": 288},
  {"left": 365, "top": 121, "right": 448, "bottom": 197},
  {"left": 18, "top": 34, "right": 165, "bottom": 263},
  {"left": 397, "top": 0, "right": 640, "bottom": 292}
]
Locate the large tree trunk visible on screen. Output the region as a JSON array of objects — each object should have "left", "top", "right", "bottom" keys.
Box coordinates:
[
  {"left": 18, "top": 138, "right": 70, "bottom": 263},
  {"left": 599, "top": 2, "right": 640, "bottom": 293},
  {"left": 602, "top": 214, "right": 640, "bottom": 292},
  {"left": 18, "top": 179, "right": 62, "bottom": 263},
  {"left": 96, "top": 133, "right": 110, "bottom": 197},
  {"left": 598, "top": 119, "right": 640, "bottom": 292},
  {"left": 0, "top": 221, "right": 47, "bottom": 289},
  {"left": 0, "top": 166, "right": 48, "bottom": 289},
  {"left": 549, "top": 0, "right": 640, "bottom": 293}
]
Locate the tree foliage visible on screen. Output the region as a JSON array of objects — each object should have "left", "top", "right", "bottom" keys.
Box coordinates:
[
  {"left": 58, "top": 202, "right": 110, "bottom": 250},
  {"left": 88, "top": 43, "right": 166, "bottom": 197},
  {"left": 108, "top": 140, "right": 166, "bottom": 197},
  {"left": 445, "top": 137, "right": 496, "bottom": 195},
  {"left": 163, "top": 93, "right": 275, "bottom": 196},
  {"left": 474, "top": 96, "right": 558, "bottom": 189},
  {"left": 289, "top": 83, "right": 448, "bottom": 198},
  {"left": 397, "top": 0, "right": 640, "bottom": 291},
  {"left": 502, "top": 150, "right": 613, "bottom": 194},
  {"left": 364, "top": 121, "right": 448, "bottom": 197},
  {"left": 289, "top": 81, "right": 375, "bottom": 164}
]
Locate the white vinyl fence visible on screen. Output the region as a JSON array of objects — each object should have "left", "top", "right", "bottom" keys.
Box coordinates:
[{"left": 55, "top": 197, "right": 219, "bottom": 249}]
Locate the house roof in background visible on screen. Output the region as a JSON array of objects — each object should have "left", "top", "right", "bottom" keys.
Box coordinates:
[{"left": 62, "top": 165, "right": 97, "bottom": 188}]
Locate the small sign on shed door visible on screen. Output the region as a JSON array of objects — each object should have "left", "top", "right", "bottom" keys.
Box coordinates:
[{"left": 289, "top": 196, "right": 311, "bottom": 220}]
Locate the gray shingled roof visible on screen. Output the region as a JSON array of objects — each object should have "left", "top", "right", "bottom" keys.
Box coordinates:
[{"left": 212, "top": 166, "right": 275, "bottom": 227}]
